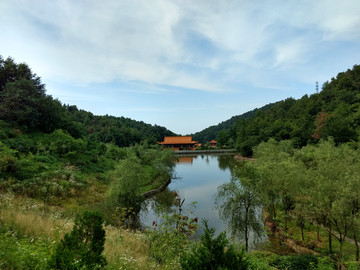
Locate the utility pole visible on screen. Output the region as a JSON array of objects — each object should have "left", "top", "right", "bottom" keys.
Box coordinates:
[{"left": 316, "top": 81, "right": 319, "bottom": 93}]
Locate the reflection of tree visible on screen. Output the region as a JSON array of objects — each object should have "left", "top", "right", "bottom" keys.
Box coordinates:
[
  {"left": 150, "top": 187, "right": 177, "bottom": 212},
  {"left": 217, "top": 155, "right": 235, "bottom": 172},
  {"left": 215, "top": 175, "right": 263, "bottom": 252}
]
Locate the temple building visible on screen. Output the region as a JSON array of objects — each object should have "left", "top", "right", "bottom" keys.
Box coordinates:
[
  {"left": 209, "top": 140, "right": 217, "bottom": 147},
  {"left": 158, "top": 136, "right": 199, "bottom": 150}
]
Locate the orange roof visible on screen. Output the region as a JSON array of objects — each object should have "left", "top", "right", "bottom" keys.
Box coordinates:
[
  {"left": 209, "top": 140, "right": 217, "bottom": 144},
  {"left": 159, "top": 136, "right": 198, "bottom": 144}
]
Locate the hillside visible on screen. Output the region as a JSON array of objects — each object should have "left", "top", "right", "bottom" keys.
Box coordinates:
[
  {"left": 192, "top": 103, "right": 276, "bottom": 143},
  {"left": 216, "top": 65, "right": 360, "bottom": 156},
  {"left": 0, "top": 55, "right": 178, "bottom": 209},
  {"left": 0, "top": 56, "right": 175, "bottom": 147}
]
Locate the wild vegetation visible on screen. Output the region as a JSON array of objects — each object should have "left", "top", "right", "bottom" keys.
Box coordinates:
[{"left": 1, "top": 55, "right": 360, "bottom": 269}]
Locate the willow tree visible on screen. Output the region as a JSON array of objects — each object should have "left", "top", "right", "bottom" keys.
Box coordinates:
[{"left": 216, "top": 173, "right": 263, "bottom": 252}]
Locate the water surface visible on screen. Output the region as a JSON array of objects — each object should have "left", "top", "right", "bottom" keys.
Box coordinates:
[{"left": 142, "top": 154, "right": 235, "bottom": 233}]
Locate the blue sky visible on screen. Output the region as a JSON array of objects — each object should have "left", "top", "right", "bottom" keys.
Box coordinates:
[{"left": 1, "top": 1, "right": 360, "bottom": 134}]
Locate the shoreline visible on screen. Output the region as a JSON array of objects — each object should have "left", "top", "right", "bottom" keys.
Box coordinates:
[
  {"left": 141, "top": 178, "right": 171, "bottom": 199},
  {"left": 175, "top": 149, "right": 237, "bottom": 155}
]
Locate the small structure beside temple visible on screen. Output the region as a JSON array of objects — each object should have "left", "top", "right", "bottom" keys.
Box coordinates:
[
  {"left": 158, "top": 136, "right": 199, "bottom": 150},
  {"left": 209, "top": 140, "right": 217, "bottom": 148}
]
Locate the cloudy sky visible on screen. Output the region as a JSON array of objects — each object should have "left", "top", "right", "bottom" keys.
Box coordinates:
[{"left": 1, "top": 1, "right": 360, "bottom": 134}]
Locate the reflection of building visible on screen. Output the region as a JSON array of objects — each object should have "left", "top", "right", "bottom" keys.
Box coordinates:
[
  {"left": 158, "top": 136, "right": 199, "bottom": 150},
  {"left": 177, "top": 156, "right": 195, "bottom": 164},
  {"left": 209, "top": 140, "right": 217, "bottom": 147}
]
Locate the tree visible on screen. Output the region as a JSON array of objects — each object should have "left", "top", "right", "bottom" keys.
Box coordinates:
[
  {"left": 216, "top": 174, "right": 263, "bottom": 252},
  {"left": 0, "top": 78, "right": 43, "bottom": 130},
  {"left": 246, "top": 138, "right": 360, "bottom": 261},
  {"left": 107, "top": 154, "right": 145, "bottom": 228},
  {"left": 296, "top": 140, "right": 360, "bottom": 259},
  {"left": 180, "top": 220, "right": 249, "bottom": 270},
  {"left": 50, "top": 211, "right": 107, "bottom": 269},
  {"left": 246, "top": 139, "right": 297, "bottom": 221}
]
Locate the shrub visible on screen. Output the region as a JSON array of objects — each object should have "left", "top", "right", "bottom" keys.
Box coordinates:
[
  {"left": 269, "top": 254, "right": 325, "bottom": 270},
  {"left": 49, "top": 211, "right": 107, "bottom": 269},
  {"left": 49, "top": 129, "right": 86, "bottom": 156},
  {"left": 180, "top": 220, "right": 249, "bottom": 270}
]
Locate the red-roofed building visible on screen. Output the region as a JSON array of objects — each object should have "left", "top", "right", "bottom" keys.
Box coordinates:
[
  {"left": 209, "top": 140, "right": 217, "bottom": 147},
  {"left": 158, "top": 136, "right": 199, "bottom": 150}
]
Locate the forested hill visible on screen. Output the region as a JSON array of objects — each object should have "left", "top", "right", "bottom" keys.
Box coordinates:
[
  {"left": 217, "top": 64, "right": 360, "bottom": 156},
  {"left": 0, "top": 56, "right": 175, "bottom": 146},
  {"left": 192, "top": 103, "right": 276, "bottom": 143}
]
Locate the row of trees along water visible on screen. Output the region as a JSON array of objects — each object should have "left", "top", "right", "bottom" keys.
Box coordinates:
[{"left": 216, "top": 138, "right": 360, "bottom": 267}]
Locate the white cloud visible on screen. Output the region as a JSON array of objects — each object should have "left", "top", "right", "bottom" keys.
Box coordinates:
[
  {"left": 273, "top": 38, "right": 309, "bottom": 68},
  {"left": 1, "top": 0, "right": 360, "bottom": 97}
]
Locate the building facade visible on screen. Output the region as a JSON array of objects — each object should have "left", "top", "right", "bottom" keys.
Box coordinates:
[{"left": 158, "top": 136, "right": 199, "bottom": 150}]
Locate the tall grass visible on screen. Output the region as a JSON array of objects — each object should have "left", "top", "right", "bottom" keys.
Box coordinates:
[
  {"left": 105, "top": 227, "right": 150, "bottom": 269},
  {"left": 0, "top": 193, "right": 73, "bottom": 240}
]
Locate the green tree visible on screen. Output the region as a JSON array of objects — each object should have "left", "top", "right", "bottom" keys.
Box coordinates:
[
  {"left": 50, "top": 211, "right": 107, "bottom": 269},
  {"left": 296, "top": 140, "right": 360, "bottom": 259},
  {"left": 216, "top": 174, "right": 264, "bottom": 252},
  {"left": 0, "top": 78, "right": 43, "bottom": 130},
  {"left": 180, "top": 220, "right": 249, "bottom": 270},
  {"left": 108, "top": 154, "right": 145, "bottom": 228}
]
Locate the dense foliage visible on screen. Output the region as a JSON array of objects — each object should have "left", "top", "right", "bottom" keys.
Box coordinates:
[
  {"left": 192, "top": 103, "right": 275, "bottom": 143},
  {"left": 0, "top": 56, "right": 177, "bottom": 203},
  {"left": 0, "top": 56, "right": 175, "bottom": 146},
  {"left": 194, "top": 65, "right": 360, "bottom": 155},
  {"left": 233, "top": 138, "right": 360, "bottom": 265}
]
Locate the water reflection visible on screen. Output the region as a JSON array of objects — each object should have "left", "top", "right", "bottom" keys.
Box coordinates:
[
  {"left": 177, "top": 156, "right": 196, "bottom": 164},
  {"left": 142, "top": 154, "right": 234, "bottom": 233},
  {"left": 141, "top": 154, "right": 266, "bottom": 249},
  {"left": 217, "top": 154, "right": 236, "bottom": 172}
]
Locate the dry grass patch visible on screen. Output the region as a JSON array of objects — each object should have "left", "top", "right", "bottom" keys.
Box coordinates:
[
  {"left": 0, "top": 193, "right": 73, "bottom": 240},
  {"left": 104, "top": 226, "right": 149, "bottom": 269}
]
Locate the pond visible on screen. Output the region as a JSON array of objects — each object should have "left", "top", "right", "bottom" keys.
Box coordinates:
[{"left": 141, "top": 154, "right": 236, "bottom": 234}]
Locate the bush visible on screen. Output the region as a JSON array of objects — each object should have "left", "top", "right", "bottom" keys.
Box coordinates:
[
  {"left": 269, "top": 254, "right": 329, "bottom": 270},
  {"left": 49, "top": 211, "right": 107, "bottom": 269},
  {"left": 49, "top": 129, "right": 86, "bottom": 156},
  {"left": 180, "top": 220, "right": 248, "bottom": 270}
]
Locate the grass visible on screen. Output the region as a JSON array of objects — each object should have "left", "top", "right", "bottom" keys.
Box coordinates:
[
  {"left": 0, "top": 192, "right": 153, "bottom": 270},
  {"left": 0, "top": 230, "right": 51, "bottom": 269},
  {"left": 105, "top": 227, "right": 149, "bottom": 269},
  {"left": 0, "top": 193, "right": 73, "bottom": 240}
]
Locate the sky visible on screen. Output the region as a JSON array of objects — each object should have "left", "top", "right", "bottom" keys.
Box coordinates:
[{"left": 1, "top": 1, "right": 360, "bottom": 135}]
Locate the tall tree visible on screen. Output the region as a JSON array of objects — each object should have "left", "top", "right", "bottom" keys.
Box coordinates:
[{"left": 216, "top": 173, "right": 263, "bottom": 252}]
